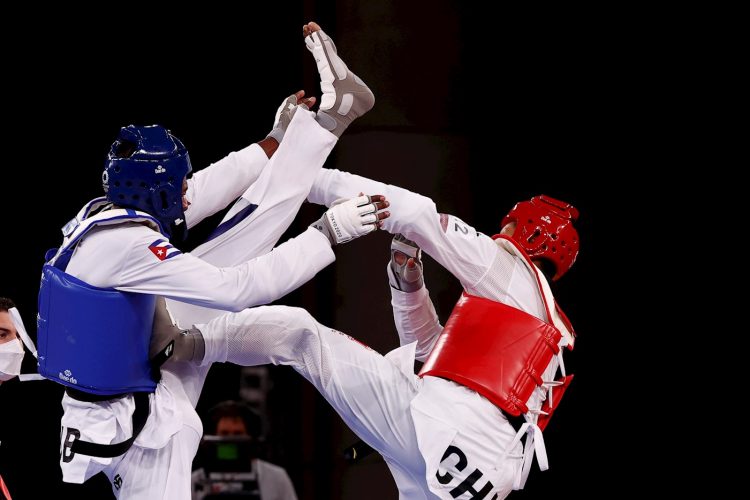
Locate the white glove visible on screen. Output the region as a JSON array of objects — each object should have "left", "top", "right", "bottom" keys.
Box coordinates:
[
  {"left": 266, "top": 93, "right": 306, "bottom": 143},
  {"left": 311, "top": 195, "right": 383, "bottom": 245}
]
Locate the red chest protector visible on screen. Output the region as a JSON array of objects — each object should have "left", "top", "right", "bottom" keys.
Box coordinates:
[
  {"left": 419, "top": 293, "right": 561, "bottom": 416},
  {"left": 419, "top": 240, "right": 575, "bottom": 429}
]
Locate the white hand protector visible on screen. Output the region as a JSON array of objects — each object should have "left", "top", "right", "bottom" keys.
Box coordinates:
[
  {"left": 0, "top": 338, "right": 24, "bottom": 381},
  {"left": 311, "top": 195, "right": 382, "bottom": 245}
]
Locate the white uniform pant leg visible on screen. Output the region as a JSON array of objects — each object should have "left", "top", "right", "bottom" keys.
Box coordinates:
[
  {"left": 160, "top": 362, "right": 211, "bottom": 420},
  {"left": 199, "top": 306, "right": 425, "bottom": 471},
  {"left": 188, "top": 109, "right": 337, "bottom": 267},
  {"left": 104, "top": 425, "right": 201, "bottom": 500}
]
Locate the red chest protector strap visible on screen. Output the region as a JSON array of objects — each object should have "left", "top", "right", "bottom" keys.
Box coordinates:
[{"left": 419, "top": 293, "right": 562, "bottom": 416}]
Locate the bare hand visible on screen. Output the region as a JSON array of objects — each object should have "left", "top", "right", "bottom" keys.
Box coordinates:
[{"left": 366, "top": 194, "right": 390, "bottom": 229}]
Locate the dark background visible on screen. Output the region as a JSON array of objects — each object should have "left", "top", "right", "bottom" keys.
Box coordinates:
[{"left": 1, "top": 2, "right": 640, "bottom": 498}]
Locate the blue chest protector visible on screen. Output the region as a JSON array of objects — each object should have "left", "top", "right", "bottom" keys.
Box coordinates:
[{"left": 37, "top": 198, "right": 167, "bottom": 396}]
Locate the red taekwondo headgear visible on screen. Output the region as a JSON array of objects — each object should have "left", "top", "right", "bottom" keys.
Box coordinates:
[{"left": 500, "top": 195, "right": 579, "bottom": 281}]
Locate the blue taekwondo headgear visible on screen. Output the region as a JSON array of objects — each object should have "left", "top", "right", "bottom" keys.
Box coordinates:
[{"left": 103, "top": 125, "right": 192, "bottom": 240}]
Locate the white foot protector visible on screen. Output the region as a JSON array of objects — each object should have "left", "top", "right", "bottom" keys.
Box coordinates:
[{"left": 305, "top": 28, "right": 375, "bottom": 137}]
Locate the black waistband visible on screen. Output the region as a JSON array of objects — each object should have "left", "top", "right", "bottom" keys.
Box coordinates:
[
  {"left": 68, "top": 391, "right": 151, "bottom": 458},
  {"left": 65, "top": 387, "right": 128, "bottom": 402}
]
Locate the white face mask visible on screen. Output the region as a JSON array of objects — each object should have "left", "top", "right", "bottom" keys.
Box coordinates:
[{"left": 0, "top": 337, "right": 24, "bottom": 381}]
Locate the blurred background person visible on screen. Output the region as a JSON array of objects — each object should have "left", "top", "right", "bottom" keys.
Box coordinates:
[
  {"left": 0, "top": 298, "right": 23, "bottom": 385},
  {"left": 1, "top": 297, "right": 31, "bottom": 500},
  {"left": 193, "top": 401, "right": 297, "bottom": 500}
]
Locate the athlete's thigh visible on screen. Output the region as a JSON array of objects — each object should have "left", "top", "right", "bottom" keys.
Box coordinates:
[
  {"left": 302, "top": 325, "right": 423, "bottom": 467},
  {"left": 202, "top": 305, "right": 425, "bottom": 468}
]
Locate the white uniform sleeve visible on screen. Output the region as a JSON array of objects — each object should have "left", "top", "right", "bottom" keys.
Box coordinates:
[
  {"left": 390, "top": 285, "right": 443, "bottom": 362},
  {"left": 184, "top": 143, "right": 269, "bottom": 228},
  {"left": 70, "top": 224, "right": 334, "bottom": 312},
  {"left": 310, "top": 169, "right": 499, "bottom": 289},
  {"left": 309, "top": 169, "right": 549, "bottom": 320}
]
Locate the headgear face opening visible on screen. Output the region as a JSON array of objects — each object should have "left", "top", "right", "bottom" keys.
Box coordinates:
[
  {"left": 501, "top": 195, "right": 579, "bottom": 281},
  {"left": 103, "top": 125, "right": 192, "bottom": 239}
]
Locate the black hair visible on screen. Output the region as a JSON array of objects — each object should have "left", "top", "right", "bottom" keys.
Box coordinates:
[{"left": 0, "top": 297, "right": 16, "bottom": 312}]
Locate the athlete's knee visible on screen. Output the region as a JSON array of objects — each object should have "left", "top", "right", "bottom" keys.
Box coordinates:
[
  {"left": 218, "top": 306, "right": 325, "bottom": 367},
  {"left": 226, "top": 305, "right": 320, "bottom": 339},
  {"left": 277, "top": 305, "right": 319, "bottom": 330},
  {"left": 229, "top": 304, "right": 306, "bottom": 325}
]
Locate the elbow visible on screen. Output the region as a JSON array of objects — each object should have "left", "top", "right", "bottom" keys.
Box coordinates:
[
  {"left": 209, "top": 288, "right": 252, "bottom": 312},
  {"left": 227, "top": 302, "right": 247, "bottom": 313},
  {"left": 394, "top": 194, "right": 437, "bottom": 230},
  {"left": 411, "top": 195, "right": 438, "bottom": 222}
]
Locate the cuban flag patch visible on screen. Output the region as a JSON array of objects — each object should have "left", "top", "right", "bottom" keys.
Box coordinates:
[{"left": 148, "top": 239, "right": 182, "bottom": 261}]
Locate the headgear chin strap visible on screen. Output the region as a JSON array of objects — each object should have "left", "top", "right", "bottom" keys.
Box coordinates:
[{"left": 500, "top": 195, "right": 579, "bottom": 281}]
